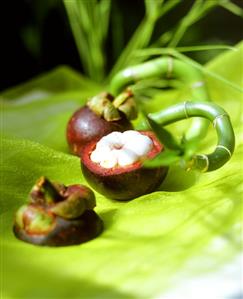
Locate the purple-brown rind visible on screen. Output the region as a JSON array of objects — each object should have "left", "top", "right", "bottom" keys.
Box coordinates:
[
  {"left": 67, "top": 106, "right": 133, "bottom": 155},
  {"left": 81, "top": 131, "right": 168, "bottom": 201},
  {"left": 13, "top": 210, "right": 103, "bottom": 247}
]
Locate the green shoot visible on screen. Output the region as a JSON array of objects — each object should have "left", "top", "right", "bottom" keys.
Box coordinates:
[
  {"left": 64, "top": 0, "right": 111, "bottom": 82},
  {"left": 220, "top": 0, "right": 243, "bottom": 17},
  {"left": 107, "top": 0, "right": 181, "bottom": 81},
  {"left": 64, "top": 0, "right": 241, "bottom": 84},
  {"left": 135, "top": 44, "right": 237, "bottom": 55},
  {"left": 134, "top": 47, "right": 243, "bottom": 93},
  {"left": 168, "top": 0, "right": 222, "bottom": 47}
]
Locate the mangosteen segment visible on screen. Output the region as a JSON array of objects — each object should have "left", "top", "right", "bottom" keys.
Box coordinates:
[
  {"left": 90, "top": 131, "right": 153, "bottom": 168},
  {"left": 81, "top": 130, "right": 168, "bottom": 200}
]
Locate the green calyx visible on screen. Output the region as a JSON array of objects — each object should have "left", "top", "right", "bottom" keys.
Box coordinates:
[
  {"left": 15, "top": 205, "right": 28, "bottom": 229},
  {"left": 26, "top": 207, "right": 55, "bottom": 234},
  {"left": 30, "top": 176, "right": 63, "bottom": 204},
  {"left": 113, "top": 90, "right": 138, "bottom": 120},
  {"left": 87, "top": 91, "right": 138, "bottom": 121},
  {"left": 15, "top": 205, "right": 55, "bottom": 234},
  {"left": 87, "top": 92, "right": 120, "bottom": 121},
  {"left": 24, "top": 177, "right": 97, "bottom": 221},
  {"left": 51, "top": 188, "right": 96, "bottom": 219}
]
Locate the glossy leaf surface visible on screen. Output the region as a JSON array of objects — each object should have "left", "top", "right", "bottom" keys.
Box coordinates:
[{"left": 1, "top": 43, "right": 242, "bottom": 298}]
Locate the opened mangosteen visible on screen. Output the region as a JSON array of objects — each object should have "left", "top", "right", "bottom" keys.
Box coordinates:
[
  {"left": 67, "top": 91, "right": 137, "bottom": 155},
  {"left": 13, "top": 177, "right": 103, "bottom": 246},
  {"left": 81, "top": 130, "right": 168, "bottom": 201}
]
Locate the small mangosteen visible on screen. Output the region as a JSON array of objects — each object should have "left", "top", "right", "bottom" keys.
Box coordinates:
[
  {"left": 67, "top": 91, "right": 137, "bottom": 155},
  {"left": 81, "top": 130, "right": 168, "bottom": 200},
  {"left": 13, "top": 177, "right": 103, "bottom": 246}
]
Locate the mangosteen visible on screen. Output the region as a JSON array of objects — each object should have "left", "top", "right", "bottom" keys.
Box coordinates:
[
  {"left": 13, "top": 177, "right": 103, "bottom": 246},
  {"left": 81, "top": 130, "right": 168, "bottom": 201},
  {"left": 67, "top": 91, "right": 137, "bottom": 156}
]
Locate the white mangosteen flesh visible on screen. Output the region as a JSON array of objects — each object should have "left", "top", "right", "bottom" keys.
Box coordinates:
[{"left": 90, "top": 131, "right": 153, "bottom": 168}]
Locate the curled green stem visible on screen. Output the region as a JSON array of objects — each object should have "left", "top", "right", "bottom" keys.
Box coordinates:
[
  {"left": 149, "top": 101, "right": 235, "bottom": 172},
  {"left": 109, "top": 56, "right": 211, "bottom": 142}
]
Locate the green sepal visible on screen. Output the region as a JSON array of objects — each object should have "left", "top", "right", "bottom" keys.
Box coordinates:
[
  {"left": 15, "top": 205, "right": 28, "bottom": 229},
  {"left": 118, "top": 97, "right": 138, "bottom": 120},
  {"left": 51, "top": 191, "right": 96, "bottom": 219},
  {"left": 103, "top": 101, "right": 121, "bottom": 121},
  {"left": 30, "top": 177, "right": 63, "bottom": 204},
  {"left": 87, "top": 93, "right": 110, "bottom": 116},
  {"left": 16, "top": 206, "right": 56, "bottom": 234},
  {"left": 81, "top": 189, "right": 96, "bottom": 210},
  {"left": 27, "top": 207, "right": 55, "bottom": 234},
  {"left": 113, "top": 91, "right": 131, "bottom": 108},
  {"left": 113, "top": 90, "right": 138, "bottom": 120},
  {"left": 87, "top": 92, "right": 121, "bottom": 121}
]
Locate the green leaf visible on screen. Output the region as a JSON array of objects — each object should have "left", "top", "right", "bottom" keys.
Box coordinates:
[
  {"left": 145, "top": 114, "right": 182, "bottom": 152},
  {"left": 135, "top": 44, "right": 237, "bottom": 55},
  {"left": 1, "top": 135, "right": 242, "bottom": 298},
  {"left": 143, "top": 150, "right": 181, "bottom": 167},
  {"left": 1, "top": 43, "right": 243, "bottom": 298},
  {"left": 220, "top": 0, "right": 243, "bottom": 17},
  {"left": 134, "top": 47, "right": 243, "bottom": 93},
  {"left": 1, "top": 65, "right": 100, "bottom": 99},
  {"left": 168, "top": 0, "right": 220, "bottom": 47},
  {"left": 171, "top": 49, "right": 243, "bottom": 93},
  {"left": 107, "top": 0, "right": 180, "bottom": 80},
  {"left": 1, "top": 66, "right": 102, "bottom": 152},
  {"left": 64, "top": 0, "right": 111, "bottom": 82}
]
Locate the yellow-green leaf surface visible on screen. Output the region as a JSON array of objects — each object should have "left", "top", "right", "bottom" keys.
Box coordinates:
[
  {"left": 1, "top": 43, "right": 242, "bottom": 298},
  {"left": 1, "top": 66, "right": 102, "bottom": 152}
]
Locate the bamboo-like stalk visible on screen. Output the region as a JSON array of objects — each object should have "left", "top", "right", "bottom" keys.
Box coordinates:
[
  {"left": 149, "top": 102, "right": 235, "bottom": 172},
  {"left": 109, "top": 56, "right": 210, "bottom": 141}
]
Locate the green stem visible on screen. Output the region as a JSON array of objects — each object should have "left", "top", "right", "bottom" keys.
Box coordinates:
[
  {"left": 64, "top": 0, "right": 110, "bottom": 82},
  {"left": 168, "top": 0, "right": 220, "bottom": 47},
  {"left": 149, "top": 102, "right": 235, "bottom": 172},
  {"left": 109, "top": 56, "right": 211, "bottom": 141},
  {"left": 107, "top": 0, "right": 180, "bottom": 81}
]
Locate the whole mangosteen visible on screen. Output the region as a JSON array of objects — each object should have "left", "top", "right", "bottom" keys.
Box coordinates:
[{"left": 67, "top": 91, "right": 137, "bottom": 156}]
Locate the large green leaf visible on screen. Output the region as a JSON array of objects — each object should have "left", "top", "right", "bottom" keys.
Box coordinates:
[
  {"left": 1, "top": 43, "right": 242, "bottom": 298},
  {"left": 1, "top": 66, "right": 102, "bottom": 152}
]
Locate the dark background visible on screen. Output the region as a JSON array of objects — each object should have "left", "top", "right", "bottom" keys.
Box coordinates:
[{"left": 1, "top": 0, "right": 243, "bottom": 91}]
